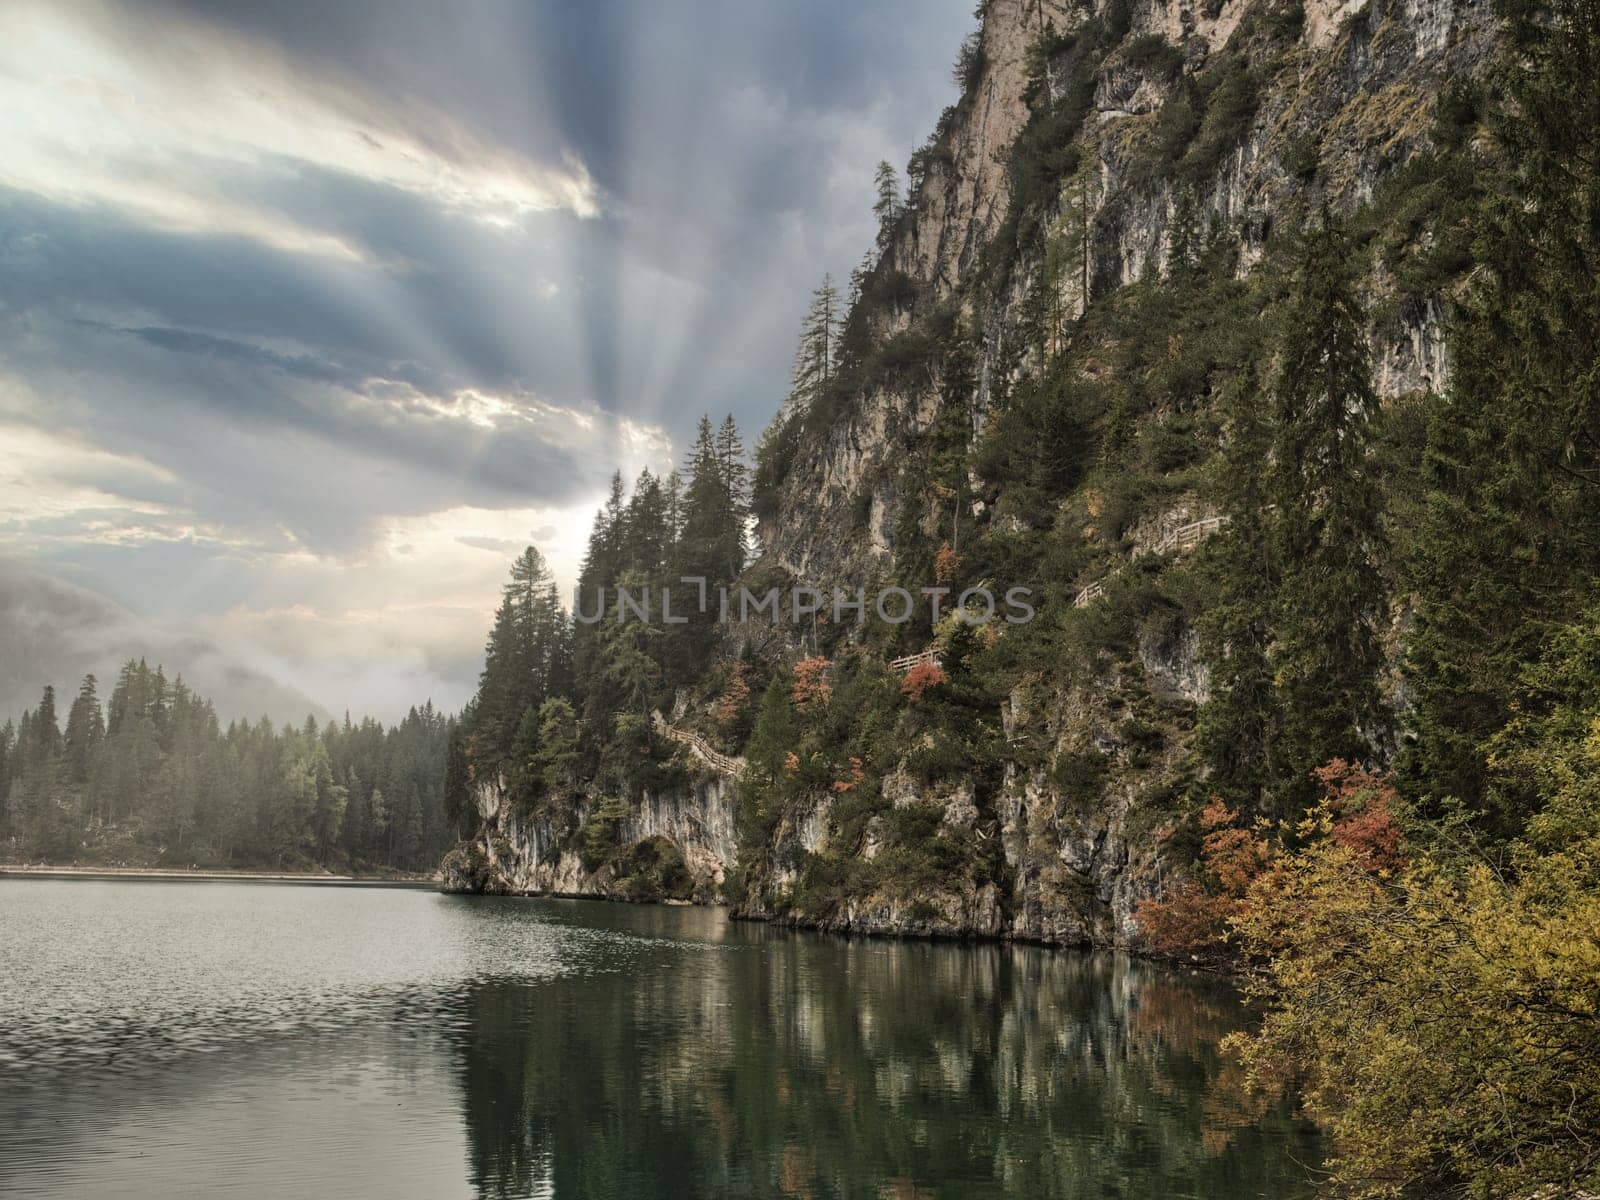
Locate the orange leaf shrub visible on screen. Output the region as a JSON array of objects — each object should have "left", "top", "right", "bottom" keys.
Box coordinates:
[
  {"left": 934, "top": 543, "right": 963, "bottom": 585},
  {"left": 1136, "top": 763, "right": 1406, "bottom": 960},
  {"left": 1136, "top": 799, "right": 1270, "bottom": 958},
  {"left": 1314, "top": 758, "right": 1405, "bottom": 874},
  {"left": 791, "top": 657, "right": 832, "bottom": 712},
  {"left": 716, "top": 661, "right": 751, "bottom": 727},
  {"left": 832, "top": 756, "right": 865, "bottom": 794},
  {"left": 899, "top": 661, "right": 947, "bottom": 701}
]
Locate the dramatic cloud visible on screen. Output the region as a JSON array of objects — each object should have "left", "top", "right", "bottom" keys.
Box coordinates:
[
  {"left": 0, "top": 0, "right": 599, "bottom": 261},
  {"left": 0, "top": 0, "right": 972, "bottom": 721}
]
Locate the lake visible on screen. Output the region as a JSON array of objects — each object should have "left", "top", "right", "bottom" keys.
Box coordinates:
[{"left": 0, "top": 878, "right": 1321, "bottom": 1198}]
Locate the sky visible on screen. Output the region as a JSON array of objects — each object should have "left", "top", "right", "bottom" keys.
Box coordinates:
[{"left": 0, "top": 0, "right": 973, "bottom": 725}]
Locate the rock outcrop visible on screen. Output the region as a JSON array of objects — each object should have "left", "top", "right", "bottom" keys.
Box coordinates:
[{"left": 442, "top": 772, "right": 737, "bottom": 904}]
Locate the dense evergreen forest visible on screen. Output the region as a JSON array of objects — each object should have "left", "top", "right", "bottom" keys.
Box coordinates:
[{"left": 0, "top": 661, "right": 456, "bottom": 873}]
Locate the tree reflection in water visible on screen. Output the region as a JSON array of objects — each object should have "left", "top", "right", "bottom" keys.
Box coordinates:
[{"left": 451, "top": 905, "right": 1320, "bottom": 1199}]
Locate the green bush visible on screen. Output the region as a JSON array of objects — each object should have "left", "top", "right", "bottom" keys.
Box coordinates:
[{"left": 611, "top": 835, "right": 693, "bottom": 902}]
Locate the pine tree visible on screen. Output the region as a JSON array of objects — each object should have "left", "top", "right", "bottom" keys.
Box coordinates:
[
  {"left": 62, "top": 675, "right": 104, "bottom": 787},
  {"left": 506, "top": 705, "right": 542, "bottom": 813},
  {"left": 442, "top": 723, "right": 473, "bottom": 839},
  {"left": 873, "top": 160, "right": 902, "bottom": 248},
  {"left": 929, "top": 328, "right": 978, "bottom": 550},
  {"left": 847, "top": 249, "right": 874, "bottom": 313},
  {"left": 621, "top": 469, "right": 669, "bottom": 574},
  {"left": 1265, "top": 214, "right": 1388, "bottom": 811},
  {"left": 341, "top": 767, "right": 369, "bottom": 862},
  {"left": 368, "top": 786, "right": 388, "bottom": 860},
  {"left": 663, "top": 469, "right": 685, "bottom": 553},
  {"left": 716, "top": 415, "right": 749, "bottom": 571},
  {"left": 31, "top": 684, "right": 61, "bottom": 764},
  {"left": 473, "top": 546, "right": 569, "bottom": 765},
  {"left": 679, "top": 416, "right": 729, "bottom": 581},
  {"left": 0, "top": 720, "right": 13, "bottom": 834},
  {"left": 533, "top": 698, "right": 581, "bottom": 799},
  {"left": 1196, "top": 361, "right": 1281, "bottom": 806},
  {"left": 789, "top": 277, "right": 840, "bottom": 415}
]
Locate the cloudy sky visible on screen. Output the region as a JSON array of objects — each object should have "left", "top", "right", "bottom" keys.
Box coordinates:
[{"left": 0, "top": 0, "right": 972, "bottom": 724}]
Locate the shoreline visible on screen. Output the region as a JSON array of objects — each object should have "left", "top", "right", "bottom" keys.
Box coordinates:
[
  {"left": 444, "top": 879, "right": 1231, "bottom": 972},
  {"left": 0, "top": 864, "right": 439, "bottom": 889}
]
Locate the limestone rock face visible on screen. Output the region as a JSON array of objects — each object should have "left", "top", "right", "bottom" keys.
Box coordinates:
[
  {"left": 440, "top": 773, "right": 737, "bottom": 905},
  {"left": 760, "top": 0, "right": 1492, "bottom": 593},
  {"left": 734, "top": 0, "right": 1492, "bottom": 949}
]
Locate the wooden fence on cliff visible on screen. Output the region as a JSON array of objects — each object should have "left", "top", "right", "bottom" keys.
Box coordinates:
[{"left": 651, "top": 711, "right": 746, "bottom": 779}]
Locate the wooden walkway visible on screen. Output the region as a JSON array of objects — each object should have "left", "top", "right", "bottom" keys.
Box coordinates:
[
  {"left": 887, "top": 648, "right": 940, "bottom": 673},
  {"left": 652, "top": 711, "right": 746, "bottom": 779},
  {"left": 1073, "top": 515, "right": 1229, "bottom": 608}
]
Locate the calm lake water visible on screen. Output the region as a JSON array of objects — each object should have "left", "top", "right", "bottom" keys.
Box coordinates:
[{"left": 0, "top": 879, "right": 1321, "bottom": 1198}]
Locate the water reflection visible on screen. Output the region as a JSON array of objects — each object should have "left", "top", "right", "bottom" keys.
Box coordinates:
[
  {"left": 0, "top": 883, "right": 1318, "bottom": 1199},
  {"left": 448, "top": 906, "right": 1319, "bottom": 1199}
]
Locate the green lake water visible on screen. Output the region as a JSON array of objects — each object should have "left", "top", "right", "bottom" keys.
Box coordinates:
[{"left": 0, "top": 878, "right": 1321, "bottom": 1198}]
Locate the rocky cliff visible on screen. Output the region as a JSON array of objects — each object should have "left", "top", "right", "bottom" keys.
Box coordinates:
[
  {"left": 441, "top": 770, "right": 738, "bottom": 904},
  {"left": 734, "top": 0, "right": 1493, "bottom": 946},
  {"left": 448, "top": 0, "right": 1496, "bottom": 948}
]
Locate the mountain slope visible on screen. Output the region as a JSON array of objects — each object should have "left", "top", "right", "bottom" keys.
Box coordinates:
[{"left": 450, "top": 0, "right": 1500, "bottom": 948}]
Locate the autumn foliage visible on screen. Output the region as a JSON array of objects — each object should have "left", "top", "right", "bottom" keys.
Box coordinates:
[
  {"left": 934, "top": 542, "right": 962, "bottom": 584},
  {"left": 899, "top": 661, "right": 947, "bottom": 701},
  {"left": 1135, "top": 763, "right": 1403, "bottom": 960},
  {"left": 716, "top": 661, "right": 751, "bottom": 728},
  {"left": 1135, "top": 798, "right": 1270, "bottom": 959},
  {"left": 832, "top": 757, "right": 865, "bottom": 794},
  {"left": 1314, "top": 757, "right": 1404, "bottom": 874},
  {"left": 790, "top": 657, "right": 832, "bottom": 712}
]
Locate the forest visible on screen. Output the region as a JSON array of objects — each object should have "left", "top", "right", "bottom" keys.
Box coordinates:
[{"left": 0, "top": 661, "right": 457, "bottom": 873}]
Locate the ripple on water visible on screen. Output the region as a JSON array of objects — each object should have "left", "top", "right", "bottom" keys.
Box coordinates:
[{"left": 0, "top": 881, "right": 677, "bottom": 1080}]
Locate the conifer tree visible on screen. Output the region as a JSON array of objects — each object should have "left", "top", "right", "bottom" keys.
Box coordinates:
[
  {"left": 790, "top": 277, "right": 840, "bottom": 414},
  {"left": 62, "top": 675, "right": 104, "bottom": 787},
  {"left": 442, "top": 723, "right": 473, "bottom": 838},
  {"left": 0, "top": 720, "right": 12, "bottom": 833},
  {"left": 1196, "top": 361, "right": 1281, "bottom": 806},
  {"left": 679, "top": 416, "right": 733, "bottom": 582},
  {"left": 532, "top": 698, "right": 581, "bottom": 799},
  {"left": 31, "top": 684, "right": 60, "bottom": 763},
  {"left": 873, "top": 160, "right": 902, "bottom": 247},
  {"left": 1265, "top": 214, "right": 1388, "bottom": 810},
  {"left": 663, "top": 469, "right": 684, "bottom": 552},
  {"left": 622, "top": 469, "right": 669, "bottom": 575},
  {"left": 473, "top": 546, "right": 569, "bottom": 765},
  {"left": 716, "top": 415, "right": 750, "bottom": 568}
]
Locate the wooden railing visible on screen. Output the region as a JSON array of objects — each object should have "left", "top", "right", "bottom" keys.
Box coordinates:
[
  {"left": 1073, "top": 515, "right": 1229, "bottom": 608},
  {"left": 651, "top": 711, "right": 746, "bottom": 779},
  {"left": 888, "top": 647, "right": 940, "bottom": 673},
  {"left": 1147, "top": 515, "right": 1228, "bottom": 556},
  {"left": 1073, "top": 580, "right": 1106, "bottom": 608}
]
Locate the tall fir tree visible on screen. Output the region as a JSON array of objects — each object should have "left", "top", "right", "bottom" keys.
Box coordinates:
[
  {"left": 873, "top": 160, "right": 902, "bottom": 247},
  {"left": 62, "top": 675, "right": 104, "bottom": 787},
  {"left": 790, "top": 276, "right": 840, "bottom": 414},
  {"left": 1264, "top": 214, "right": 1388, "bottom": 811},
  {"left": 1197, "top": 361, "right": 1283, "bottom": 807}
]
